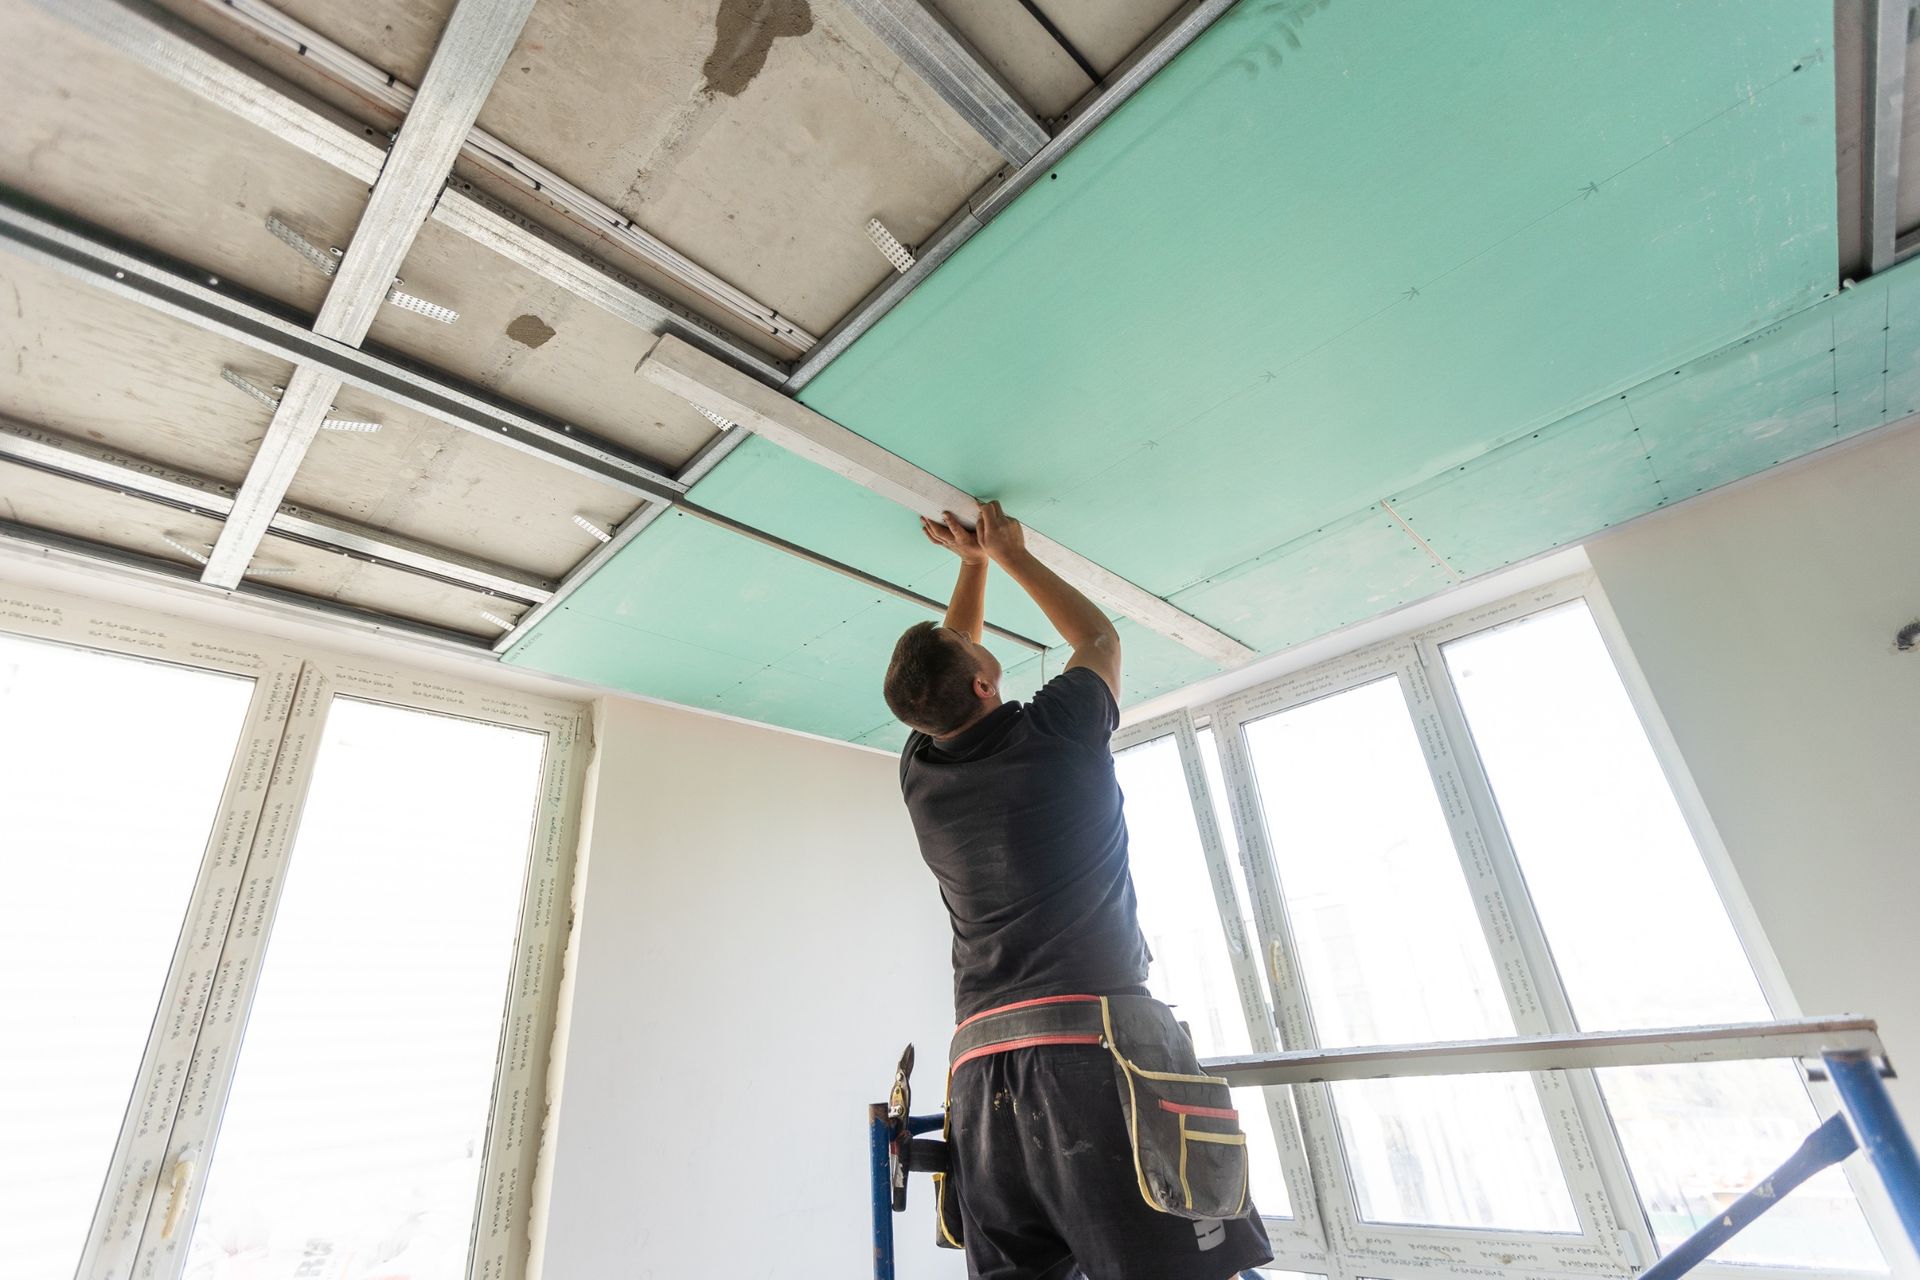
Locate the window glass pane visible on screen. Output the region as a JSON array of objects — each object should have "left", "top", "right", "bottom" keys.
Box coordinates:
[
  {"left": 0, "top": 633, "right": 254, "bottom": 1280},
  {"left": 185, "top": 698, "right": 548, "bottom": 1280},
  {"left": 1115, "top": 735, "right": 1292, "bottom": 1218},
  {"left": 1444, "top": 601, "right": 1881, "bottom": 1268},
  {"left": 1241, "top": 676, "right": 1577, "bottom": 1232}
]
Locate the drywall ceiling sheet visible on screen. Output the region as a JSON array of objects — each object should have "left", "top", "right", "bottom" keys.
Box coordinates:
[
  {"left": 503, "top": 508, "right": 1042, "bottom": 742},
  {"left": 797, "top": 0, "right": 1838, "bottom": 600},
  {"left": 1389, "top": 260, "right": 1920, "bottom": 577}
]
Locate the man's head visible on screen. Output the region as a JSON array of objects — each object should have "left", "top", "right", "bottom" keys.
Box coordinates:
[{"left": 883, "top": 622, "right": 1004, "bottom": 738}]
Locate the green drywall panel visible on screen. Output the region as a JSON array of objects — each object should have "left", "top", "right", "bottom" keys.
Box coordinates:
[
  {"left": 683, "top": 434, "right": 1061, "bottom": 644},
  {"left": 1389, "top": 401, "right": 1657, "bottom": 577},
  {"left": 1390, "top": 260, "right": 1920, "bottom": 579},
  {"left": 798, "top": 0, "right": 1835, "bottom": 597},
  {"left": 505, "top": 511, "right": 1039, "bottom": 741},
  {"left": 1169, "top": 505, "right": 1456, "bottom": 653}
]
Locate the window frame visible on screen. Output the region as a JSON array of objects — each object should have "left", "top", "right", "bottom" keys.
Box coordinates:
[
  {"left": 0, "top": 578, "right": 587, "bottom": 1280},
  {"left": 1112, "top": 712, "right": 1329, "bottom": 1265},
  {"left": 1110, "top": 573, "right": 1901, "bottom": 1280}
]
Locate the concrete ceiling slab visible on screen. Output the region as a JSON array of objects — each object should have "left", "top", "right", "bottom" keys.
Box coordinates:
[
  {"left": 0, "top": 0, "right": 373, "bottom": 316},
  {"left": 368, "top": 214, "right": 718, "bottom": 470},
  {"left": 797, "top": 0, "right": 1839, "bottom": 598},
  {"left": 175, "top": 0, "right": 1011, "bottom": 339},
  {"left": 0, "top": 256, "right": 291, "bottom": 484},
  {"left": 288, "top": 386, "right": 645, "bottom": 580},
  {"left": 466, "top": 0, "right": 1007, "bottom": 336}
]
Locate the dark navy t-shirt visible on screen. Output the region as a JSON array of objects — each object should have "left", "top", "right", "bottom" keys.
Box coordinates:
[{"left": 899, "top": 666, "right": 1151, "bottom": 1021}]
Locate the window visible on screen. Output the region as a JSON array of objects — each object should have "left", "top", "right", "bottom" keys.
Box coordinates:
[
  {"left": 1111, "top": 578, "right": 1890, "bottom": 1277},
  {"left": 1241, "top": 677, "right": 1575, "bottom": 1233},
  {"left": 1442, "top": 602, "right": 1881, "bottom": 1269},
  {"left": 1115, "top": 736, "right": 1293, "bottom": 1220},
  {"left": 0, "top": 634, "right": 255, "bottom": 1280},
  {"left": 184, "top": 700, "right": 552, "bottom": 1280},
  {"left": 0, "top": 583, "right": 584, "bottom": 1280}
]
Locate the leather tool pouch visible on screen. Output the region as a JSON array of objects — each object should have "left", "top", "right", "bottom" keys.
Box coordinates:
[{"left": 1101, "top": 995, "right": 1250, "bottom": 1220}]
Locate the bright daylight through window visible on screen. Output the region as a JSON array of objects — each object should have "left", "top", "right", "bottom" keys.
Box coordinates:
[
  {"left": 1111, "top": 586, "right": 1888, "bottom": 1273},
  {"left": 0, "top": 634, "right": 256, "bottom": 1280},
  {"left": 1443, "top": 602, "right": 1882, "bottom": 1270},
  {"left": 185, "top": 699, "right": 550, "bottom": 1280},
  {"left": 1115, "top": 737, "right": 1293, "bottom": 1219}
]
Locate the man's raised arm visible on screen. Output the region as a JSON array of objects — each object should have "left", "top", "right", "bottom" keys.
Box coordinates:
[{"left": 975, "top": 501, "right": 1121, "bottom": 700}]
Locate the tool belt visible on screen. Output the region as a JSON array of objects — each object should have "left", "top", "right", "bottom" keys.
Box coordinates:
[{"left": 942, "top": 992, "right": 1250, "bottom": 1241}]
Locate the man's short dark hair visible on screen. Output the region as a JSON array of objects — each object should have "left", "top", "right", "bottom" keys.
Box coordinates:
[{"left": 884, "top": 622, "right": 980, "bottom": 736}]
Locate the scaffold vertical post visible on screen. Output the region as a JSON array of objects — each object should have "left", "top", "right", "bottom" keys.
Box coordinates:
[{"left": 1825, "top": 1051, "right": 1920, "bottom": 1253}]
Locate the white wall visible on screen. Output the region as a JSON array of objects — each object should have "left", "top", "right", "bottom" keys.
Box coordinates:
[
  {"left": 1588, "top": 422, "right": 1920, "bottom": 1130},
  {"left": 535, "top": 698, "right": 966, "bottom": 1280}
]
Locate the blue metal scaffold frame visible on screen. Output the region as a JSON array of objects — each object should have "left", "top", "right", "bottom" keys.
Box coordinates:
[{"left": 868, "top": 1017, "right": 1919, "bottom": 1279}]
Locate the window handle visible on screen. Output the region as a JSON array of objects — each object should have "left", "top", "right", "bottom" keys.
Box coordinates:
[{"left": 159, "top": 1145, "right": 199, "bottom": 1241}]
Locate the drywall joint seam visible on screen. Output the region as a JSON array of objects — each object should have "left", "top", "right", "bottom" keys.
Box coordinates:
[
  {"left": 643, "top": 335, "right": 1256, "bottom": 665},
  {"left": 170, "top": 0, "right": 815, "bottom": 354},
  {"left": 0, "top": 416, "right": 559, "bottom": 600},
  {"left": 784, "top": 0, "right": 1245, "bottom": 391},
  {"left": 200, "top": 0, "right": 539, "bottom": 589},
  {"left": 838, "top": 0, "right": 1049, "bottom": 165},
  {"left": 38, "top": 0, "right": 791, "bottom": 385},
  {"left": 1378, "top": 499, "right": 1462, "bottom": 582}
]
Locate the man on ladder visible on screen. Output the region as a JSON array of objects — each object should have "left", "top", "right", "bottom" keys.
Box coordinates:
[{"left": 883, "top": 501, "right": 1273, "bottom": 1280}]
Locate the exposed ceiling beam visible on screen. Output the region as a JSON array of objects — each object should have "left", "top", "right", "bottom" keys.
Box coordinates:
[
  {"left": 0, "top": 415, "right": 557, "bottom": 602},
  {"left": 166, "top": 0, "right": 815, "bottom": 356},
  {"left": 640, "top": 335, "right": 1256, "bottom": 667},
  {"left": 201, "top": 0, "right": 537, "bottom": 588},
  {"left": 0, "top": 194, "right": 688, "bottom": 503},
  {"left": 838, "top": 0, "right": 1049, "bottom": 164},
  {"left": 35, "top": 0, "right": 790, "bottom": 384},
  {"left": 1864, "top": 0, "right": 1913, "bottom": 274},
  {"left": 786, "top": 0, "right": 1244, "bottom": 390}
]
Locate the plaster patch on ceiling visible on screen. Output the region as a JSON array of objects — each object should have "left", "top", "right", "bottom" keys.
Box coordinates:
[{"left": 702, "top": 0, "right": 815, "bottom": 98}]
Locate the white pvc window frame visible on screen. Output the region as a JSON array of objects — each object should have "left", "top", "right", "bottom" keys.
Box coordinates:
[
  {"left": 1112, "top": 573, "right": 1901, "bottom": 1280},
  {"left": 0, "top": 578, "right": 587, "bottom": 1280}
]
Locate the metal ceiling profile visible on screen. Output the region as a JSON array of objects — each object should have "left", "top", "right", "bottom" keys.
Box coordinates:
[
  {"left": 0, "top": 195, "right": 688, "bottom": 503},
  {"left": 34, "top": 0, "right": 792, "bottom": 385},
  {"left": 838, "top": 0, "right": 1051, "bottom": 164},
  {"left": 640, "top": 334, "right": 1257, "bottom": 666},
  {"left": 1863, "top": 0, "right": 1915, "bottom": 272},
  {"left": 0, "top": 416, "right": 557, "bottom": 602},
  {"left": 198, "top": 0, "right": 538, "bottom": 588},
  {"left": 164, "top": 0, "right": 816, "bottom": 356}
]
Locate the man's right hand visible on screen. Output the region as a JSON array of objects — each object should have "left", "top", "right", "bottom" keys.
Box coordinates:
[{"left": 977, "top": 501, "right": 1027, "bottom": 565}]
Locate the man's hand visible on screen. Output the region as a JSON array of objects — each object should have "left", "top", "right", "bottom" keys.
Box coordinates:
[
  {"left": 976, "top": 500, "right": 1027, "bottom": 564},
  {"left": 921, "top": 512, "right": 987, "bottom": 565}
]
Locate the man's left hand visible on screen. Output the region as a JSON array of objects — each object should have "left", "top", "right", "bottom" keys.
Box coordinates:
[{"left": 922, "top": 511, "right": 988, "bottom": 565}]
